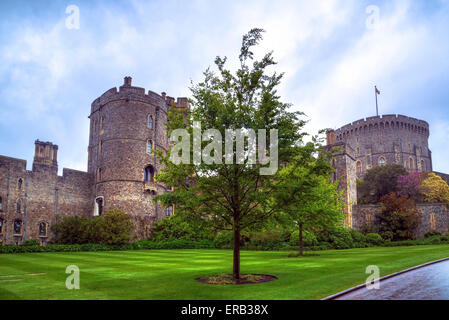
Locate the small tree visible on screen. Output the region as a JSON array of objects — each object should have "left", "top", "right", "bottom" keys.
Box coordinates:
[
  {"left": 375, "top": 192, "right": 420, "bottom": 240},
  {"left": 96, "top": 208, "right": 132, "bottom": 245},
  {"left": 274, "top": 145, "right": 345, "bottom": 256},
  {"left": 420, "top": 173, "right": 449, "bottom": 205},
  {"left": 358, "top": 164, "right": 408, "bottom": 204},
  {"left": 397, "top": 172, "right": 425, "bottom": 201}
]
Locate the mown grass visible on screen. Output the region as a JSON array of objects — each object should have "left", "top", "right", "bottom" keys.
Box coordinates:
[{"left": 1, "top": 245, "right": 449, "bottom": 300}]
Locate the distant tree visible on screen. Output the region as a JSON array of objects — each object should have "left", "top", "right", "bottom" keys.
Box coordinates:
[
  {"left": 420, "top": 173, "right": 449, "bottom": 205},
  {"left": 375, "top": 192, "right": 420, "bottom": 240},
  {"left": 357, "top": 164, "right": 408, "bottom": 204},
  {"left": 273, "top": 143, "right": 345, "bottom": 256},
  {"left": 397, "top": 172, "right": 425, "bottom": 201},
  {"left": 155, "top": 29, "right": 306, "bottom": 281}
]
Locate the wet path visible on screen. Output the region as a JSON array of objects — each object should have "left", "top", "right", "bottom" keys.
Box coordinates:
[{"left": 334, "top": 259, "right": 449, "bottom": 300}]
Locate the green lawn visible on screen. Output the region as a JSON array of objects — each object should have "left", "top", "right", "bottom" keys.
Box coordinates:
[{"left": 1, "top": 245, "right": 449, "bottom": 300}]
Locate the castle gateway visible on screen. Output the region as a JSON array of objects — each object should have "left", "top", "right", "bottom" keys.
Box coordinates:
[{"left": 0, "top": 77, "right": 187, "bottom": 244}]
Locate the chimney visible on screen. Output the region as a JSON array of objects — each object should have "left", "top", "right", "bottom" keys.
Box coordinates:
[
  {"left": 123, "top": 76, "right": 132, "bottom": 87},
  {"left": 161, "top": 92, "right": 166, "bottom": 100},
  {"left": 33, "top": 140, "right": 58, "bottom": 174},
  {"left": 326, "top": 130, "right": 336, "bottom": 145}
]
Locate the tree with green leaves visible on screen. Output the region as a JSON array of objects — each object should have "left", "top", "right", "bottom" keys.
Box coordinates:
[
  {"left": 273, "top": 144, "right": 345, "bottom": 256},
  {"left": 357, "top": 164, "right": 408, "bottom": 204},
  {"left": 155, "top": 29, "right": 306, "bottom": 281}
]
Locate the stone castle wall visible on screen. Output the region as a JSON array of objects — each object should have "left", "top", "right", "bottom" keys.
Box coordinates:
[{"left": 353, "top": 203, "right": 449, "bottom": 238}]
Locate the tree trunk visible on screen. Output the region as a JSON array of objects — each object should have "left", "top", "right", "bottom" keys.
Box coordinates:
[
  {"left": 233, "top": 225, "right": 241, "bottom": 283},
  {"left": 299, "top": 223, "right": 304, "bottom": 256}
]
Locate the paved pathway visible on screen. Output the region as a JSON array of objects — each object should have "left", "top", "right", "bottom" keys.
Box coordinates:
[{"left": 334, "top": 259, "right": 449, "bottom": 300}]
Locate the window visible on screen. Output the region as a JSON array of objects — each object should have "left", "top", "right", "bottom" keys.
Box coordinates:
[
  {"left": 97, "top": 168, "right": 102, "bottom": 182},
  {"left": 421, "top": 160, "right": 425, "bottom": 172},
  {"left": 147, "top": 140, "right": 153, "bottom": 153},
  {"left": 356, "top": 161, "right": 362, "bottom": 175},
  {"left": 17, "top": 199, "right": 21, "bottom": 213},
  {"left": 99, "top": 141, "right": 102, "bottom": 155},
  {"left": 409, "top": 157, "right": 414, "bottom": 170},
  {"left": 13, "top": 219, "right": 22, "bottom": 235},
  {"left": 430, "top": 213, "right": 436, "bottom": 231},
  {"left": 18, "top": 178, "right": 23, "bottom": 190},
  {"left": 148, "top": 115, "right": 153, "bottom": 129},
  {"left": 94, "top": 197, "right": 104, "bottom": 216},
  {"left": 0, "top": 218, "right": 4, "bottom": 234},
  {"left": 379, "top": 157, "right": 386, "bottom": 167},
  {"left": 0, "top": 196, "right": 2, "bottom": 211},
  {"left": 167, "top": 185, "right": 172, "bottom": 191},
  {"left": 365, "top": 213, "right": 373, "bottom": 224},
  {"left": 100, "top": 116, "right": 104, "bottom": 130},
  {"left": 39, "top": 222, "right": 48, "bottom": 237},
  {"left": 144, "top": 166, "right": 154, "bottom": 183},
  {"left": 165, "top": 205, "right": 174, "bottom": 217}
]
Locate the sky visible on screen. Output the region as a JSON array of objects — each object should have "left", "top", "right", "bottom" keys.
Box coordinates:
[{"left": 1, "top": 0, "right": 449, "bottom": 174}]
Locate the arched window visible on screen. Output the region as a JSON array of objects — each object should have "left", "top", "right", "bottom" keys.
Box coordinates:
[
  {"left": 148, "top": 115, "right": 153, "bottom": 129},
  {"left": 409, "top": 157, "right": 414, "bottom": 170},
  {"left": 39, "top": 222, "right": 48, "bottom": 237},
  {"left": 421, "top": 160, "right": 425, "bottom": 172},
  {"left": 147, "top": 140, "right": 153, "bottom": 153},
  {"left": 17, "top": 199, "right": 21, "bottom": 213},
  {"left": 144, "top": 166, "right": 154, "bottom": 183},
  {"left": 18, "top": 178, "right": 23, "bottom": 190},
  {"left": 0, "top": 196, "right": 2, "bottom": 212},
  {"left": 0, "top": 218, "right": 4, "bottom": 234},
  {"left": 379, "top": 157, "right": 386, "bottom": 167},
  {"left": 94, "top": 196, "right": 104, "bottom": 217},
  {"left": 13, "top": 219, "right": 22, "bottom": 235},
  {"left": 356, "top": 161, "right": 362, "bottom": 175}
]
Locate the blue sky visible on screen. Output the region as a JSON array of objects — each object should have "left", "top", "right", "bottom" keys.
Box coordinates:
[{"left": 1, "top": 0, "right": 449, "bottom": 173}]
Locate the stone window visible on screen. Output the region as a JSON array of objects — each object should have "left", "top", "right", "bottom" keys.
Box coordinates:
[
  {"left": 100, "top": 116, "right": 104, "bottom": 130},
  {"left": 409, "top": 157, "right": 414, "bottom": 170},
  {"left": 0, "top": 218, "right": 4, "bottom": 234},
  {"left": 356, "top": 161, "right": 362, "bottom": 175},
  {"left": 94, "top": 196, "right": 104, "bottom": 217},
  {"left": 97, "top": 168, "right": 102, "bottom": 182},
  {"left": 16, "top": 199, "right": 21, "bottom": 213},
  {"left": 429, "top": 213, "right": 436, "bottom": 231},
  {"left": 148, "top": 115, "right": 153, "bottom": 129},
  {"left": 378, "top": 157, "right": 386, "bottom": 167},
  {"left": 39, "top": 222, "right": 48, "bottom": 237},
  {"left": 18, "top": 178, "right": 23, "bottom": 190},
  {"left": 13, "top": 219, "right": 22, "bottom": 235},
  {"left": 144, "top": 165, "right": 155, "bottom": 183},
  {"left": 99, "top": 141, "right": 102, "bottom": 155},
  {"left": 167, "top": 185, "right": 172, "bottom": 191},
  {"left": 165, "top": 205, "right": 174, "bottom": 217},
  {"left": 147, "top": 140, "right": 153, "bottom": 153},
  {"left": 0, "top": 196, "right": 2, "bottom": 211},
  {"left": 421, "top": 160, "right": 425, "bottom": 172}
]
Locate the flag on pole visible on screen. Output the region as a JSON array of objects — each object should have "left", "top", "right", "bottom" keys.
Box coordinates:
[{"left": 376, "top": 86, "right": 380, "bottom": 95}]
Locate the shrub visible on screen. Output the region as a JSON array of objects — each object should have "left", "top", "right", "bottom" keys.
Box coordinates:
[
  {"left": 365, "top": 233, "right": 384, "bottom": 245},
  {"left": 424, "top": 231, "right": 442, "bottom": 238},
  {"left": 22, "top": 239, "right": 40, "bottom": 246},
  {"left": 96, "top": 208, "right": 132, "bottom": 245},
  {"left": 151, "top": 215, "right": 213, "bottom": 242},
  {"left": 213, "top": 231, "right": 233, "bottom": 249},
  {"left": 51, "top": 216, "right": 90, "bottom": 244},
  {"left": 248, "top": 230, "right": 287, "bottom": 250}
]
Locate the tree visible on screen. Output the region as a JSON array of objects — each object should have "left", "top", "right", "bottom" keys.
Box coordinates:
[
  {"left": 421, "top": 173, "right": 449, "bottom": 205},
  {"left": 273, "top": 146, "right": 344, "bottom": 256},
  {"left": 155, "top": 29, "right": 305, "bottom": 281},
  {"left": 96, "top": 208, "right": 132, "bottom": 245},
  {"left": 375, "top": 192, "right": 420, "bottom": 240},
  {"left": 357, "top": 164, "right": 408, "bottom": 204},
  {"left": 397, "top": 172, "right": 425, "bottom": 201}
]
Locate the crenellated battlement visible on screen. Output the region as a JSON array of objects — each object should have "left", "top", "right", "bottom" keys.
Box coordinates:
[
  {"left": 90, "top": 77, "right": 188, "bottom": 116},
  {"left": 335, "top": 114, "right": 429, "bottom": 141}
]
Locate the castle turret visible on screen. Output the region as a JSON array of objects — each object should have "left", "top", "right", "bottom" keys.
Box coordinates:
[
  {"left": 87, "top": 76, "right": 188, "bottom": 239},
  {"left": 32, "top": 140, "right": 58, "bottom": 174}
]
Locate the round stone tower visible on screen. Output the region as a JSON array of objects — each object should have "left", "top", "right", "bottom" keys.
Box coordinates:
[
  {"left": 87, "top": 76, "right": 174, "bottom": 239},
  {"left": 333, "top": 114, "right": 432, "bottom": 179}
]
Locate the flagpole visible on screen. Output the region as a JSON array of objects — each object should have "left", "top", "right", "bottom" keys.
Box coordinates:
[{"left": 375, "top": 86, "right": 378, "bottom": 116}]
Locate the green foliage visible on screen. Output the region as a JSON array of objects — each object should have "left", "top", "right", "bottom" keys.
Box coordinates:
[
  {"left": 424, "top": 231, "right": 442, "bottom": 238},
  {"left": 375, "top": 193, "right": 421, "bottom": 241},
  {"left": 247, "top": 230, "right": 288, "bottom": 250},
  {"left": 213, "top": 231, "right": 234, "bottom": 249},
  {"left": 421, "top": 173, "right": 449, "bottom": 205},
  {"left": 22, "top": 239, "right": 40, "bottom": 246},
  {"left": 357, "top": 164, "right": 408, "bottom": 204},
  {"left": 151, "top": 215, "right": 213, "bottom": 242},
  {"left": 289, "top": 230, "right": 318, "bottom": 247},
  {"left": 365, "top": 233, "right": 384, "bottom": 245},
  {"left": 51, "top": 208, "right": 132, "bottom": 245}
]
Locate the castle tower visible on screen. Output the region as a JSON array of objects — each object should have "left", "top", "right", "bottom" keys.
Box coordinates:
[
  {"left": 87, "top": 76, "right": 187, "bottom": 239},
  {"left": 33, "top": 140, "right": 58, "bottom": 174}
]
